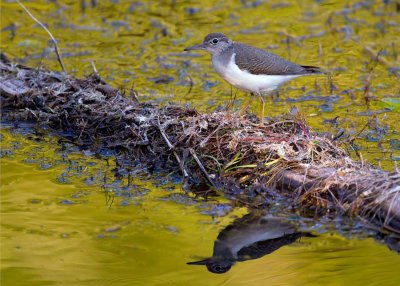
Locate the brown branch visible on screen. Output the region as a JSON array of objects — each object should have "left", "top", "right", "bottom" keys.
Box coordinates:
[
  {"left": 189, "top": 148, "right": 218, "bottom": 189},
  {"left": 157, "top": 117, "right": 189, "bottom": 178}
]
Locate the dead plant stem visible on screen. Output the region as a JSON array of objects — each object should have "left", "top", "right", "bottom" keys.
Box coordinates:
[{"left": 16, "top": 0, "right": 67, "bottom": 73}]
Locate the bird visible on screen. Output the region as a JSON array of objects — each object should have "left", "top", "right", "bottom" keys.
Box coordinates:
[
  {"left": 187, "top": 214, "right": 315, "bottom": 274},
  {"left": 184, "top": 33, "right": 323, "bottom": 121}
]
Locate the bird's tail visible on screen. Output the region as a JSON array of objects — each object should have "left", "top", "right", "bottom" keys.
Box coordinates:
[{"left": 301, "top": 65, "right": 324, "bottom": 74}]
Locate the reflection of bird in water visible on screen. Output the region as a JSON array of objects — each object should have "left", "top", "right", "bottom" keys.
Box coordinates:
[{"left": 187, "top": 213, "right": 315, "bottom": 274}]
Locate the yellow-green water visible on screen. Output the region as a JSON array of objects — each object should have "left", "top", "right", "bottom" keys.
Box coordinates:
[
  {"left": 1, "top": 0, "right": 400, "bottom": 285},
  {"left": 1, "top": 129, "right": 399, "bottom": 285}
]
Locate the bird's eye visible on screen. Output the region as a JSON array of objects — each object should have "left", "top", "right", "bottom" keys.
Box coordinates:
[{"left": 212, "top": 38, "right": 219, "bottom": 44}]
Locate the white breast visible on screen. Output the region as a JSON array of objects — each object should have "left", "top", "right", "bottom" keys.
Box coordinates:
[{"left": 213, "top": 53, "right": 300, "bottom": 94}]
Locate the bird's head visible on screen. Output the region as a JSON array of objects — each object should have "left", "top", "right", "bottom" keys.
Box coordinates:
[
  {"left": 187, "top": 257, "right": 233, "bottom": 274},
  {"left": 184, "top": 33, "right": 232, "bottom": 55}
]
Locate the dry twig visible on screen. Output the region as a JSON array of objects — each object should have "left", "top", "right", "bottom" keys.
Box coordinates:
[{"left": 16, "top": 0, "right": 67, "bottom": 73}]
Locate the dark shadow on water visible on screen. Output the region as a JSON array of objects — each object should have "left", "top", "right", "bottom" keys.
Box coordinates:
[{"left": 187, "top": 213, "right": 316, "bottom": 274}]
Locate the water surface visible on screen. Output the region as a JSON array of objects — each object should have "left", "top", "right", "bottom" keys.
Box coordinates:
[
  {"left": 1, "top": 0, "right": 400, "bottom": 285},
  {"left": 1, "top": 129, "right": 399, "bottom": 285}
]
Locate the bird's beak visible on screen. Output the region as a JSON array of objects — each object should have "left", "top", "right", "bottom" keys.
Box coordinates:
[
  {"left": 184, "top": 43, "right": 206, "bottom": 51},
  {"left": 187, "top": 258, "right": 210, "bottom": 265}
]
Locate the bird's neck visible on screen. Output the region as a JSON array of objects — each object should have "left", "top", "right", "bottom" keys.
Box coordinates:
[
  {"left": 212, "top": 44, "right": 234, "bottom": 69},
  {"left": 213, "top": 239, "right": 237, "bottom": 259}
]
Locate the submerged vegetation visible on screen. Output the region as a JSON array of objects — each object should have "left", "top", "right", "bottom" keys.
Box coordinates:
[{"left": 1, "top": 55, "right": 399, "bottom": 239}]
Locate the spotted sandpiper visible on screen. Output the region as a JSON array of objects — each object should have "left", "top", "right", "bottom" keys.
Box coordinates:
[{"left": 184, "top": 33, "right": 323, "bottom": 120}]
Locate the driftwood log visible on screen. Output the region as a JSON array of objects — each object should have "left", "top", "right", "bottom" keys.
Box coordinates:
[{"left": 1, "top": 55, "right": 399, "bottom": 238}]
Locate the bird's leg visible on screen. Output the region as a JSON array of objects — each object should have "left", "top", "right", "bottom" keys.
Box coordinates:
[{"left": 257, "top": 92, "right": 265, "bottom": 124}]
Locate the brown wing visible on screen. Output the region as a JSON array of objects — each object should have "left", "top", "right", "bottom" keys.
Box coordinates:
[
  {"left": 236, "top": 232, "right": 303, "bottom": 261},
  {"left": 233, "top": 43, "right": 321, "bottom": 75}
]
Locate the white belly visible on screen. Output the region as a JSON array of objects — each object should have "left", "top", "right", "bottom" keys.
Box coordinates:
[{"left": 213, "top": 53, "right": 300, "bottom": 94}]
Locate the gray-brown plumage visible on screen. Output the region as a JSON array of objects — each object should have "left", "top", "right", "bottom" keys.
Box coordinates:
[
  {"left": 233, "top": 43, "right": 322, "bottom": 75},
  {"left": 186, "top": 32, "right": 322, "bottom": 77}
]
